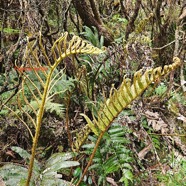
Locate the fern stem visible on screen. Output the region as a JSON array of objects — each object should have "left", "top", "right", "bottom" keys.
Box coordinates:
[
  {"left": 25, "top": 68, "right": 54, "bottom": 186},
  {"left": 76, "top": 131, "right": 104, "bottom": 186},
  {"left": 2, "top": 105, "right": 33, "bottom": 138},
  {"left": 65, "top": 91, "right": 73, "bottom": 147}
]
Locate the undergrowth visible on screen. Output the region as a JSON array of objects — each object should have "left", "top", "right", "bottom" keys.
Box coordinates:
[{"left": 82, "top": 122, "right": 133, "bottom": 186}]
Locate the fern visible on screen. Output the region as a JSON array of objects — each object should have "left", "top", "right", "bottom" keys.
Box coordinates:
[
  {"left": 72, "top": 125, "right": 92, "bottom": 152},
  {"left": 20, "top": 99, "right": 65, "bottom": 118},
  {"left": 83, "top": 57, "right": 180, "bottom": 136},
  {"left": 75, "top": 57, "right": 181, "bottom": 185},
  {"left": 73, "top": 57, "right": 181, "bottom": 152},
  {"left": 157, "top": 158, "right": 186, "bottom": 185},
  {"left": 15, "top": 68, "right": 75, "bottom": 118},
  {"left": 81, "top": 26, "right": 104, "bottom": 48},
  {"left": 82, "top": 122, "right": 133, "bottom": 185},
  {"left": 0, "top": 146, "right": 78, "bottom": 186},
  {"left": 2, "top": 32, "right": 103, "bottom": 186}
]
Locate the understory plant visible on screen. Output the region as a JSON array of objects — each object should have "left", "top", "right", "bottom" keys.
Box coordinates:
[
  {"left": 0, "top": 146, "right": 79, "bottom": 185},
  {"left": 157, "top": 156, "right": 186, "bottom": 185},
  {"left": 83, "top": 121, "right": 133, "bottom": 186},
  {"left": 74, "top": 57, "right": 181, "bottom": 185},
  {"left": 81, "top": 26, "right": 104, "bottom": 48},
  {"left": 1, "top": 32, "right": 103, "bottom": 186},
  {"left": 0, "top": 30, "right": 181, "bottom": 186}
]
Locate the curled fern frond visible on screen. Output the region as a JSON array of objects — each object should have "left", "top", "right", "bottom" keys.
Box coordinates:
[
  {"left": 51, "top": 32, "right": 104, "bottom": 68},
  {"left": 72, "top": 57, "right": 181, "bottom": 152},
  {"left": 72, "top": 125, "right": 92, "bottom": 152}
]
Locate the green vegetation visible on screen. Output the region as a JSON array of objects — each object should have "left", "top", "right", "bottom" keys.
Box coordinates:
[
  {"left": 0, "top": 146, "right": 79, "bottom": 185},
  {"left": 0, "top": 1, "right": 186, "bottom": 186},
  {"left": 0, "top": 27, "right": 20, "bottom": 34}
]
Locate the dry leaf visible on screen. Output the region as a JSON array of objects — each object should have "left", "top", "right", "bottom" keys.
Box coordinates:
[
  {"left": 106, "top": 177, "right": 118, "bottom": 186},
  {"left": 177, "top": 114, "right": 186, "bottom": 123},
  {"left": 5, "top": 150, "right": 16, "bottom": 159},
  {"left": 138, "top": 143, "right": 152, "bottom": 160},
  {"left": 145, "top": 110, "right": 169, "bottom": 134}
]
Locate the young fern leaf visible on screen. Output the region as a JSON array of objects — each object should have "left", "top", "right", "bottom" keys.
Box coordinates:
[
  {"left": 73, "top": 57, "right": 181, "bottom": 153},
  {"left": 76, "top": 57, "right": 181, "bottom": 186},
  {"left": 13, "top": 32, "right": 104, "bottom": 186},
  {"left": 72, "top": 125, "right": 92, "bottom": 152},
  {"left": 82, "top": 57, "right": 181, "bottom": 135}
]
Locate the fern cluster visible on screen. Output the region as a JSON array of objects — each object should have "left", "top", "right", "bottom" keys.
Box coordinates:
[
  {"left": 81, "top": 26, "right": 104, "bottom": 48},
  {"left": 82, "top": 57, "right": 180, "bottom": 137},
  {"left": 0, "top": 32, "right": 104, "bottom": 186},
  {"left": 75, "top": 57, "right": 181, "bottom": 186},
  {"left": 16, "top": 68, "right": 75, "bottom": 118},
  {"left": 0, "top": 29, "right": 182, "bottom": 186},
  {"left": 83, "top": 122, "right": 133, "bottom": 185}
]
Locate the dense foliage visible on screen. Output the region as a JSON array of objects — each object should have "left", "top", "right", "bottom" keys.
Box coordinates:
[{"left": 0, "top": 0, "right": 186, "bottom": 185}]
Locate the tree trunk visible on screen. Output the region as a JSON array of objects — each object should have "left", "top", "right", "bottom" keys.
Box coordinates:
[
  {"left": 125, "top": 0, "right": 141, "bottom": 40},
  {"left": 72, "top": 0, "right": 114, "bottom": 46}
]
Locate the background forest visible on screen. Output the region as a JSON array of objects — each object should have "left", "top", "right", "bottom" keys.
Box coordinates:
[{"left": 0, "top": 0, "right": 186, "bottom": 185}]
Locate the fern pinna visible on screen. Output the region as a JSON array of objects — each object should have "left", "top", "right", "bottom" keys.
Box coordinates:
[{"left": 75, "top": 57, "right": 181, "bottom": 186}]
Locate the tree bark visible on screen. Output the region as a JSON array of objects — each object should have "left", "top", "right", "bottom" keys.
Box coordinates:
[
  {"left": 125, "top": 0, "right": 141, "bottom": 40},
  {"left": 72, "top": 0, "right": 114, "bottom": 46}
]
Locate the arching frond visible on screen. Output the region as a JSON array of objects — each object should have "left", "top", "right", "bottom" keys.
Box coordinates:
[
  {"left": 84, "top": 57, "right": 180, "bottom": 135},
  {"left": 13, "top": 32, "right": 104, "bottom": 186}
]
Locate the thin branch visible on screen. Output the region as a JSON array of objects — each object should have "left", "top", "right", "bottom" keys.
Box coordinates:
[
  {"left": 152, "top": 40, "right": 175, "bottom": 50},
  {"left": 149, "top": 133, "right": 186, "bottom": 137}
]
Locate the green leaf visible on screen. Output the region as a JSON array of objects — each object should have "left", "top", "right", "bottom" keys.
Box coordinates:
[
  {"left": 104, "top": 164, "right": 119, "bottom": 174},
  {"left": 73, "top": 167, "right": 82, "bottom": 177},
  {"left": 100, "top": 36, "right": 104, "bottom": 48},
  {"left": 45, "top": 152, "right": 73, "bottom": 166},
  {"left": 43, "top": 152, "right": 79, "bottom": 174},
  {"left": 22, "top": 99, "right": 65, "bottom": 118},
  {"left": 11, "top": 146, "right": 30, "bottom": 161},
  {"left": 0, "top": 27, "right": 20, "bottom": 34},
  {"left": 120, "top": 169, "right": 133, "bottom": 182},
  {"left": 88, "top": 176, "right": 93, "bottom": 185},
  {"left": 123, "top": 163, "right": 132, "bottom": 170},
  {"left": 11, "top": 146, "right": 40, "bottom": 173},
  {"left": 41, "top": 177, "right": 74, "bottom": 186},
  {"left": 89, "top": 163, "right": 101, "bottom": 170},
  {"left": 108, "top": 127, "right": 123, "bottom": 134},
  {"left": 0, "top": 164, "right": 28, "bottom": 186},
  {"left": 81, "top": 143, "right": 95, "bottom": 149},
  {"left": 46, "top": 161, "right": 79, "bottom": 174}
]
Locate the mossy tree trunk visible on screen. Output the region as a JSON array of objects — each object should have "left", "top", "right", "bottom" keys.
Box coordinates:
[{"left": 72, "top": 0, "right": 114, "bottom": 46}]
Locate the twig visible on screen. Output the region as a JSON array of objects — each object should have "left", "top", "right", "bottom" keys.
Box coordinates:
[
  {"left": 149, "top": 133, "right": 186, "bottom": 137},
  {"left": 152, "top": 40, "right": 175, "bottom": 50}
]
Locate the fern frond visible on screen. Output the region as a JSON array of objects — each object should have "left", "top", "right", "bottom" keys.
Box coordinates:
[
  {"left": 13, "top": 32, "right": 104, "bottom": 186},
  {"left": 72, "top": 57, "right": 181, "bottom": 152},
  {"left": 51, "top": 32, "right": 104, "bottom": 68},
  {"left": 75, "top": 58, "right": 181, "bottom": 186},
  {"left": 72, "top": 125, "right": 92, "bottom": 152},
  {"left": 83, "top": 57, "right": 180, "bottom": 136},
  {"left": 81, "top": 123, "right": 133, "bottom": 185},
  {"left": 21, "top": 99, "right": 65, "bottom": 118}
]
